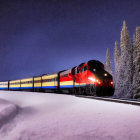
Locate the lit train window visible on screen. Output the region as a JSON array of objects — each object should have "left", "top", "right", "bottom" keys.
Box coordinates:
[{"left": 55, "top": 77, "right": 58, "bottom": 81}]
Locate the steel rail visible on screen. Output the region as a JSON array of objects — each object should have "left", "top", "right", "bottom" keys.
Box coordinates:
[{"left": 76, "top": 95, "right": 140, "bottom": 106}]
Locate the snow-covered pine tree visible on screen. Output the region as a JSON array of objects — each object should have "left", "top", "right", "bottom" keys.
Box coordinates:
[
  {"left": 132, "top": 34, "right": 136, "bottom": 78},
  {"left": 114, "top": 21, "right": 133, "bottom": 98},
  {"left": 105, "top": 48, "right": 112, "bottom": 75},
  {"left": 114, "top": 41, "right": 120, "bottom": 88},
  {"left": 133, "top": 27, "right": 140, "bottom": 99}
]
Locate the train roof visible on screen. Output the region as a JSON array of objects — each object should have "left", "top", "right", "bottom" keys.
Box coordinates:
[
  {"left": 60, "top": 69, "right": 71, "bottom": 75},
  {"left": 88, "top": 59, "right": 102, "bottom": 63}
]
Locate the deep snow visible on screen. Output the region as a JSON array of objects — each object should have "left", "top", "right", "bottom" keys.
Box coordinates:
[
  {"left": 0, "top": 98, "right": 18, "bottom": 128},
  {"left": 0, "top": 90, "right": 140, "bottom": 140}
]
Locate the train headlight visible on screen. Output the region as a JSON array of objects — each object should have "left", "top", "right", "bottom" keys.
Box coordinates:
[
  {"left": 88, "top": 77, "right": 96, "bottom": 82},
  {"left": 104, "top": 73, "right": 107, "bottom": 76},
  {"left": 111, "top": 81, "right": 113, "bottom": 85}
]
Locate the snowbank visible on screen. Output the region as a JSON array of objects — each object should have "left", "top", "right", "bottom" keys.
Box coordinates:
[
  {"left": 0, "top": 91, "right": 140, "bottom": 140},
  {"left": 0, "top": 98, "right": 18, "bottom": 128}
]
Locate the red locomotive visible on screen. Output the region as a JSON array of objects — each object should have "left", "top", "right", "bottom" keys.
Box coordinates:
[{"left": 59, "top": 60, "right": 114, "bottom": 96}]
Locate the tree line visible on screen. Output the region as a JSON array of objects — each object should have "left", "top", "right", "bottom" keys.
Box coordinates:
[{"left": 105, "top": 21, "right": 140, "bottom": 99}]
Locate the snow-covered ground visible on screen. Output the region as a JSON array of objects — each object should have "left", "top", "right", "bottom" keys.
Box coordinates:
[
  {"left": 0, "top": 98, "right": 18, "bottom": 128},
  {"left": 0, "top": 90, "right": 140, "bottom": 140}
]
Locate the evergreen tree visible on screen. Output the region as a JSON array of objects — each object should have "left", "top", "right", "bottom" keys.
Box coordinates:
[
  {"left": 132, "top": 34, "right": 136, "bottom": 76},
  {"left": 133, "top": 27, "right": 140, "bottom": 99},
  {"left": 114, "top": 21, "right": 133, "bottom": 98},
  {"left": 105, "top": 48, "right": 112, "bottom": 75},
  {"left": 114, "top": 41, "right": 120, "bottom": 88}
]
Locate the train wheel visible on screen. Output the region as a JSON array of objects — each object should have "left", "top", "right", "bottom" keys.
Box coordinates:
[
  {"left": 90, "top": 86, "right": 96, "bottom": 96},
  {"left": 85, "top": 86, "right": 90, "bottom": 95},
  {"left": 80, "top": 88, "right": 86, "bottom": 95},
  {"left": 74, "top": 88, "right": 80, "bottom": 95},
  {"left": 85, "top": 85, "right": 95, "bottom": 96}
]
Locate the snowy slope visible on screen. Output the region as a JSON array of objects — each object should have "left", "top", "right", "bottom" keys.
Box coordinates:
[
  {"left": 0, "top": 90, "right": 140, "bottom": 140},
  {"left": 0, "top": 98, "right": 18, "bottom": 128}
]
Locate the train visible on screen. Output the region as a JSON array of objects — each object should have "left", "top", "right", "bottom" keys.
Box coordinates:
[{"left": 0, "top": 60, "right": 114, "bottom": 96}]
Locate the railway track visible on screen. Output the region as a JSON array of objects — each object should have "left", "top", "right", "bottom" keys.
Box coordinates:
[{"left": 76, "top": 95, "right": 140, "bottom": 106}]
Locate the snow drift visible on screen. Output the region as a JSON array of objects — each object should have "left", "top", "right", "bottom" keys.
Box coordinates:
[
  {"left": 0, "top": 98, "right": 18, "bottom": 128},
  {"left": 0, "top": 91, "right": 140, "bottom": 140}
]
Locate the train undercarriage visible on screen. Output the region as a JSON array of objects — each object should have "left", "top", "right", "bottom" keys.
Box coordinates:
[{"left": 60, "top": 84, "right": 114, "bottom": 97}]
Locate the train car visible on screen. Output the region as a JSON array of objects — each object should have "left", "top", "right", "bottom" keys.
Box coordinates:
[
  {"left": 9, "top": 80, "right": 21, "bottom": 90},
  {"left": 0, "top": 81, "right": 9, "bottom": 90},
  {"left": 72, "top": 63, "right": 89, "bottom": 95},
  {"left": 20, "top": 77, "right": 33, "bottom": 91},
  {"left": 33, "top": 76, "right": 42, "bottom": 92},
  {"left": 59, "top": 69, "right": 74, "bottom": 93},
  {"left": 42, "top": 73, "right": 58, "bottom": 92},
  {"left": 72, "top": 60, "right": 114, "bottom": 96}
]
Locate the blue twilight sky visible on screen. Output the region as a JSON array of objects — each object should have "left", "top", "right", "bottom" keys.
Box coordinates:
[{"left": 0, "top": 0, "right": 140, "bottom": 81}]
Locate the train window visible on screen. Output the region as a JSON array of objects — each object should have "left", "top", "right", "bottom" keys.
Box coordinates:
[
  {"left": 63, "top": 74, "right": 68, "bottom": 77},
  {"left": 77, "top": 68, "right": 79, "bottom": 74},
  {"left": 74, "top": 67, "right": 80, "bottom": 74},
  {"left": 88, "top": 60, "right": 104, "bottom": 71},
  {"left": 75, "top": 68, "right": 77, "bottom": 74},
  {"left": 84, "top": 66, "right": 87, "bottom": 71}
]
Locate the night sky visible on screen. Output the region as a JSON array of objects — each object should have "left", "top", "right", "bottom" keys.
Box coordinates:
[{"left": 0, "top": 0, "right": 140, "bottom": 81}]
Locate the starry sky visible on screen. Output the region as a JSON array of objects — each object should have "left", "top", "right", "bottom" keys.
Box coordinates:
[{"left": 0, "top": 0, "right": 140, "bottom": 81}]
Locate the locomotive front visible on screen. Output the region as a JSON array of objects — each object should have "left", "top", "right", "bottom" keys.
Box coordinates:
[{"left": 87, "top": 60, "right": 114, "bottom": 96}]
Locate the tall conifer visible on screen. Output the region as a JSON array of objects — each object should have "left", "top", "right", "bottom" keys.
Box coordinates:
[
  {"left": 114, "top": 41, "right": 120, "bottom": 88},
  {"left": 114, "top": 21, "right": 133, "bottom": 98},
  {"left": 105, "top": 48, "right": 112, "bottom": 75},
  {"left": 133, "top": 27, "right": 140, "bottom": 99}
]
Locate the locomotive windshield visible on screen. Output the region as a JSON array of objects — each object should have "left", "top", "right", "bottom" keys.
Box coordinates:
[{"left": 88, "top": 60, "right": 104, "bottom": 71}]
